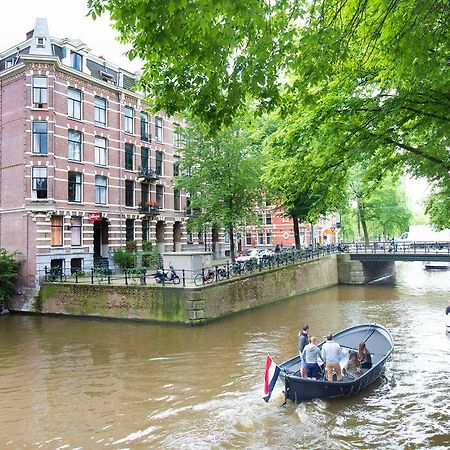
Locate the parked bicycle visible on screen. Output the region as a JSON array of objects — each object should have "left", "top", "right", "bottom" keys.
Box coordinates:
[
  {"left": 45, "top": 267, "right": 67, "bottom": 282},
  {"left": 194, "top": 268, "right": 215, "bottom": 286}
]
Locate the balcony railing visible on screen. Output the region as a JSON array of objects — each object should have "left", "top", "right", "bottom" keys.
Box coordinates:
[
  {"left": 185, "top": 208, "right": 201, "bottom": 217},
  {"left": 139, "top": 203, "right": 160, "bottom": 215},
  {"left": 138, "top": 167, "right": 159, "bottom": 181}
]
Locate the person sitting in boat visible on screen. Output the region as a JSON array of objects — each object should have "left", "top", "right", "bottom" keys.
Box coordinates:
[
  {"left": 358, "top": 342, "right": 373, "bottom": 369},
  {"left": 301, "top": 336, "right": 322, "bottom": 379},
  {"left": 446, "top": 301, "right": 450, "bottom": 315},
  {"left": 344, "top": 351, "right": 361, "bottom": 378},
  {"left": 321, "top": 333, "right": 344, "bottom": 382},
  {"left": 298, "top": 324, "right": 309, "bottom": 377}
]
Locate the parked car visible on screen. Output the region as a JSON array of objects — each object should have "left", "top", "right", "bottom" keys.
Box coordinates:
[{"left": 236, "top": 248, "right": 273, "bottom": 262}]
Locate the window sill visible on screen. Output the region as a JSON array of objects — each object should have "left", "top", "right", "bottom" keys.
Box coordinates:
[
  {"left": 95, "top": 122, "right": 108, "bottom": 129},
  {"left": 68, "top": 116, "right": 83, "bottom": 122},
  {"left": 68, "top": 159, "right": 84, "bottom": 164},
  {"left": 31, "top": 153, "right": 48, "bottom": 157}
]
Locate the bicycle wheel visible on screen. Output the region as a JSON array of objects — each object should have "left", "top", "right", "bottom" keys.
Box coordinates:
[
  {"left": 194, "top": 274, "right": 204, "bottom": 286},
  {"left": 205, "top": 272, "right": 214, "bottom": 284}
]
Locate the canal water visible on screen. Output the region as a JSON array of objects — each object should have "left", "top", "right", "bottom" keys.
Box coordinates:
[{"left": 0, "top": 262, "right": 449, "bottom": 449}]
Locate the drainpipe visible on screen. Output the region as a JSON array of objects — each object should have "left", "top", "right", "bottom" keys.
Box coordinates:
[{"left": 118, "top": 91, "right": 124, "bottom": 248}]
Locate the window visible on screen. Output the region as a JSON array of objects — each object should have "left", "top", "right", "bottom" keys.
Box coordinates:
[
  {"left": 70, "top": 217, "right": 82, "bottom": 246},
  {"left": 5, "top": 58, "right": 14, "bottom": 69},
  {"left": 125, "top": 180, "right": 134, "bottom": 207},
  {"left": 124, "top": 106, "right": 133, "bottom": 133},
  {"left": 141, "top": 147, "right": 149, "bottom": 172},
  {"left": 187, "top": 232, "right": 193, "bottom": 244},
  {"left": 32, "top": 76, "right": 48, "bottom": 106},
  {"left": 51, "top": 215, "right": 63, "bottom": 246},
  {"left": 94, "top": 97, "right": 107, "bottom": 126},
  {"left": 70, "top": 257, "right": 83, "bottom": 273},
  {"left": 140, "top": 112, "right": 149, "bottom": 141},
  {"left": 32, "top": 121, "right": 48, "bottom": 154},
  {"left": 173, "top": 123, "right": 181, "bottom": 148},
  {"left": 266, "top": 232, "right": 272, "bottom": 246},
  {"left": 198, "top": 231, "right": 204, "bottom": 245},
  {"left": 32, "top": 167, "right": 47, "bottom": 198},
  {"left": 95, "top": 175, "right": 107, "bottom": 204},
  {"left": 257, "top": 213, "right": 263, "bottom": 224},
  {"left": 125, "top": 143, "right": 134, "bottom": 170},
  {"left": 142, "top": 219, "right": 149, "bottom": 242},
  {"left": 156, "top": 185, "right": 164, "bottom": 208},
  {"left": 70, "top": 52, "right": 82, "bottom": 71},
  {"left": 141, "top": 183, "right": 149, "bottom": 205},
  {"left": 246, "top": 233, "right": 252, "bottom": 245},
  {"left": 155, "top": 150, "right": 163, "bottom": 176},
  {"left": 258, "top": 232, "right": 264, "bottom": 245},
  {"left": 68, "top": 172, "right": 82, "bottom": 202},
  {"left": 174, "top": 189, "right": 181, "bottom": 210},
  {"left": 68, "top": 88, "right": 81, "bottom": 119},
  {"left": 266, "top": 213, "right": 272, "bottom": 225},
  {"left": 95, "top": 136, "right": 107, "bottom": 166},
  {"left": 68, "top": 130, "right": 82, "bottom": 161},
  {"left": 36, "top": 37, "right": 45, "bottom": 48},
  {"left": 125, "top": 219, "right": 134, "bottom": 241},
  {"left": 155, "top": 116, "right": 163, "bottom": 142},
  {"left": 173, "top": 155, "right": 180, "bottom": 177}
]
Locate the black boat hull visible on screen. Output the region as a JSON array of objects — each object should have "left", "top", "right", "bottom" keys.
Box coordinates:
[{"left": 279, "top": 323, "right": 393, "bottom": 402}]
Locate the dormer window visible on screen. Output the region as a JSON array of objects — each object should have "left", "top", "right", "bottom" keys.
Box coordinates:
[
  {"left": 70, "top": 52, "right": 82, "bottom": 71},
  {"left": 100, "top": 70, "right": 115, "bottom": 84},
  {"left": 5, "top": 58, "right": 14, "bottom": 69},
  {"left": 36, "top": 37, "right": 46, "bottom": 48}
]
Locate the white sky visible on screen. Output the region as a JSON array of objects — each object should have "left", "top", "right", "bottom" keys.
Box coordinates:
[{"left": 1, "top": 0, "right": 142, "bottom": 72}]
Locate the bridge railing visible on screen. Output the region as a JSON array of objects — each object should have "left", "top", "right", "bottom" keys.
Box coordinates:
[{"left": 343, "top": 241, "right": 450, "bottom": 254}]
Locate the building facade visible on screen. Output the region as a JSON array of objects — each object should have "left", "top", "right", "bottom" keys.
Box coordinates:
[{"left": 0, "top": 19, "right": 219, "bottom": 290}]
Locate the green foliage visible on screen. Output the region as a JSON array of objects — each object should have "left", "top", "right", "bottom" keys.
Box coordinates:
[
  {"left": 89, "top": 0, "right": 450, "bottom": 226},
  {"left": 142, "top": 243, "right": 160, "bottom": 268},
  {"left": 142, "top": 240, "right": 152, "bottom": 252},
  {"left": 425, "top": 183, "right": 450, "bottom": 230},
  {"left": 112, "top": 249, "right": 136, "bottom": 269},
  {"left": 126, "top": 240, "right": 137, "bottom": 253},
  {"left": 0, "top": 248, "right": 21, "bottom": 304},
  {"left": 176, "top": 118, "right": 265, "bottom": 260}
]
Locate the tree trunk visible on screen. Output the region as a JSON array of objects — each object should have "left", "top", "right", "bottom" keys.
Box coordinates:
[
  {"left": 229, "top": 225, "right": 236, "bottom": 262},
  {"left": 293, "top": 216, "right": 301, "bottom": 250},
  {"left": 358, "top": 204, "right": 370, "bottom": 244}
]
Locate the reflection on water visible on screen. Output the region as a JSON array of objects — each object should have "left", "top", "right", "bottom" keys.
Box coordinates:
[{"left": 0, "top": 262, "right": 449, "bottom": 449}]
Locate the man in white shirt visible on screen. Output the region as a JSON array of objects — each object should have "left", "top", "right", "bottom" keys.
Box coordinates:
[{"left": 321, "top": 333, "right": 344, "bottom": 382}]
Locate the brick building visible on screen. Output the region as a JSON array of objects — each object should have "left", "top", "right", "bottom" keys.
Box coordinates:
[{"left": 0, "top": 18, "right": 223, "bottom": 291}]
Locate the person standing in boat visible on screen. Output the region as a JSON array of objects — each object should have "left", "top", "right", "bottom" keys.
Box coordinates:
[
  {"left": 301, "top": 336, "right": 321, "bottom": 379},
  {"left": 321, "top": 333, "right": 344, "bottom": 382},
  {"left": 446, "top": 301, "right": 450, "bottom": 315},
  {"left": 298, "top": 324, "right": 309, "bottom": 377},
  {"left": 358, "top": 342, "right": 373, "bottom": 369}
]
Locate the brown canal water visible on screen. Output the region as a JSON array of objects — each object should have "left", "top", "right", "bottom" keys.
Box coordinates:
[{"left": 0, "top": 262, "right": 449, "bottom": 449}]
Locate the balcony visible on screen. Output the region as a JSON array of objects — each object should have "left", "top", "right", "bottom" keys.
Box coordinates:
[
  {"left": 138, "top": 167, "right": 159, "bottom": 182},
  {"left": 185, "top": 208, "right": 201, "bottom": 217},
  {"left": 139, "top": 202, "right": 161, "bottom": 215}
]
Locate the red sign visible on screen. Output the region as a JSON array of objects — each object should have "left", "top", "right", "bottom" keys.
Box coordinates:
[{"left": 88, "top": 212, "right": 102, "bottom": 222}]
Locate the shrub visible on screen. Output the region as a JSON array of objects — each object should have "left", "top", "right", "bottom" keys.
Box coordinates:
[
  {"left": 0, "top": 248, "right": 21, "bottom": 305},
  {"left": 112, "top": 249, "right": 135, "bottom": 269},
  {"left": 126, "top": 240, "right": 137, "bottom": 253}
]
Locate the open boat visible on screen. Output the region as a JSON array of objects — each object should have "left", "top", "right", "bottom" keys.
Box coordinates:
[
  {"left": 279, "top": 323, "right": 394, "bottom": 402},
  {"left": 423, "top": 261, "right": 449, "bottom": 270}
]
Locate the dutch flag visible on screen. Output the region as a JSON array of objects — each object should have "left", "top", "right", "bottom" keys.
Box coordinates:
[{"left": 263, "top": 354, "right": 281, "bottom": 402}]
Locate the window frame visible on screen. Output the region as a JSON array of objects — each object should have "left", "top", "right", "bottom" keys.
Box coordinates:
[
  {"left": 68, "top": 129, "right": 82, "bottom": 162},
  {"left": 68, "top": 171, "right": 82, "bottom": 203},
  {"left": 173, "top": 123, "right": 181, "bottom": 148},
  {"left": 70, "top": 52, "right": 82, "bottom": 71},
  {"left": 32, "top": 76, "right": 48, "bottom": 106},
  {"left": 32, "top": 166, "right": 48, "bottom": 199},
  {"left": 155, "top": 150, "right": 163, "bottom": 176},
  {"left": 68, "top": 87, "right": 82, "bottom": 120},
  {"left": 95, "top": 175, "right": 107, "bottom": 205},
  {"left": 94, "top": 136, "right": 107, "bottom": 167},
  {"left": 125, "top": 218, "right": 134, "bottom": 242},
  {"left": 174, "top": 188, "right": 181, "bottom": 211},
  {"left": 51, "top": 215, "right": 64, "bottom": 247},
  {"left": 124, "top": 106, "right": 134, "bottom": 134},
  {"left": 156, "top": 184, "right": 164, "bottom": 209},
  {"left": 94, "top": 96, "right": 107, "bottom": 126},
  {"left": 140, "top": 112, "right": 150, "bottom": 142},
  {"left": 125, "top": 143, "right": 134, "bottom": 171},
  {"left": 125, "top": 180, "right": 134, "bottom": 207},
  {"left": 70, "top": 217, "right": 82, "bottom": 246},
  {"left": 32, "top": 121, "right": 48, "bottom": 154},
  {"left": 155, "top": 116, "right": 163, "bottom": 142}
]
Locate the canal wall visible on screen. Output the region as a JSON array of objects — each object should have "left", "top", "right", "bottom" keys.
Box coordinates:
[
  {"left": 337, "top": 254, "right": 396, "bottom": 284},
  {"left": 28, "top": 255, "right": 338, "bottom": 325}
]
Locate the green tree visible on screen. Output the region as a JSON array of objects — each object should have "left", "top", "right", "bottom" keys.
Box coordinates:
[
  {"left": 0, "top": 248, "right": 21, "bottom": 305},
  {"left": 176, "top": 120, "right": 264, "bottom": 261}
]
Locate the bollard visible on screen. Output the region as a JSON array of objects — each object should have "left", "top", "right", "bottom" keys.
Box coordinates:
[
  {"left": 182, "top": 269, "right": 186, "bottom": 287},
  {"left": 125, "top": 269, "right": 128, "bottom": 285},
  {"left": 91, "top": 268, "right": 94, "bottom": 284}
]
